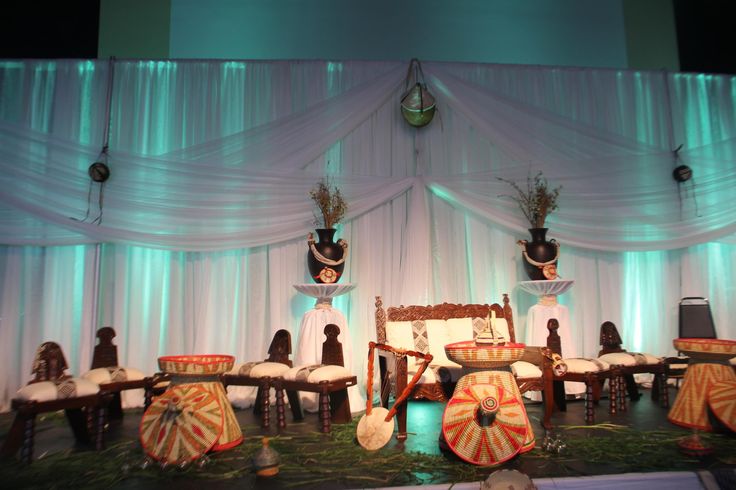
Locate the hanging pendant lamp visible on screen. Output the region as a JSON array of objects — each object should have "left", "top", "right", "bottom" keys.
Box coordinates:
[{"left": 400, "top": 58, "right": 436, "bottom": 128}]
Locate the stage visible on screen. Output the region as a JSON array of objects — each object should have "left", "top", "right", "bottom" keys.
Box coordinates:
[{"left": 1, "top": 386, "right": 734, "bottom": 489}]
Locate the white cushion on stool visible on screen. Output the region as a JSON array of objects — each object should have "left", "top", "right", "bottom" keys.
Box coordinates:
[
  {"left": 598, "top": 352, "right": 661, "bottom": 366},
  {"left": 82, "top": 367, "right": 146, "bottom": 384},
  {"left": 283, "top": 364, "right": 352, "bottom": 382},
  {"left": 511, "top": 360, "right": 543, "bottom": 378},
  {"left": 229, "top": 361, "right": 290, "bottom": 378},
  {"left": 16, "top": 378, "right": 100, "bottom": 402},
  {"left": 564, "top": 358, "right": 610, "bottom": 374}
]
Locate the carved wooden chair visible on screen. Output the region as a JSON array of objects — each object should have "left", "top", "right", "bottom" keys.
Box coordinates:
[
  {"left": 221, "top": 329, "right": 293, "bottom": 428},
  {"left": 0, "top": 342, "right": 111, "bottom": 464},
  {"left": 81, "top": 327, "right": 154, "bottom": 420},
  {"left": 275, "top": 324, "right": 357, "bottom": 433},
  {"left": 596, "top": 321, "right": 668, "bottom": 410},
  {"left": 547, "top": 319, "right": 618, "bottom": 425}
]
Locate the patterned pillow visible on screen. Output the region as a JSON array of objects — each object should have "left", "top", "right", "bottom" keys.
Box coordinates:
[
  {"left": 229, "top": 361, "right": 290, "bottom": 378},
  {"left": 82, "top": 366, "right": 146, "bottom": 384},
  {"left": 598, "top": 352, "right": 661, "bottom": 367}
]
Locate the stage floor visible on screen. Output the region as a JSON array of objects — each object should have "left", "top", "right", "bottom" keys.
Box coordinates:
[{"left": 1, "top": 386, "right": 735, "bottom": 489}]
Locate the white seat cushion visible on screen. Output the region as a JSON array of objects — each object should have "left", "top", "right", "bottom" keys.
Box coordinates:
[
  {"left": 425, "top": 320, "right": 453, "bottom": 365},
  {"left": 385, "top": 320, "right": 419, "bottom": 370},
  {"left": 598, "top": 352, "right": 661, "bottom": 367},
  {"left": 563, "top": 358, "right": 610, "bottom": 374},
  {"left": 445, "top": 318, "right": 475, "bottom": 344},
  {"left": 283, "top": 364, "right": 352, "bottom": 383},
  {"left": 16, "top": 378, "right": 100, "bottom": 402},
  {"left": 229, "top": 361, "right": 290, "bottom": 378},
  {"left": 511, "top": 360, "right": 542, "bottom": 378},
  {"left": 82, "top": 366, "right": 146, "bottom": 384}
]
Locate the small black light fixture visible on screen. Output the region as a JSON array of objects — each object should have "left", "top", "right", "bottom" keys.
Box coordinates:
[
  {"left": 88, "top": 158, "right": 110, "bottom": 183},
  {"left": 72, "top": 57, "right": 115, "bottom": 225},
  {"left": 672, "top": 164, "right": 692, "bottom": 183}
]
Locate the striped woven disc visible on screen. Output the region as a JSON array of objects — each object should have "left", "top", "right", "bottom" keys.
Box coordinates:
[
  {"left": 140, "top": 385, "right": 224, "bottom": 464},
  {"left": 708, "top": 380, "right": 736, "bottom": 432},
  {"left": 442, "top": 384, "right": 527, "bottom": 466}
]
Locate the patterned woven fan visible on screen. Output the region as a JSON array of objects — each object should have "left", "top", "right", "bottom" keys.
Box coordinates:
[
  {"left": 668, "top": 363, "right": 736, "bottom": 430},
  {"left": 140, "top": 385, "right": 224, "bottom": 464},
  {"left": 708, "top": 380, "right": 736, "bottom": 432},
  {"left": 442, "top": 384, "right": 527, "bottom": 466},
  {"left": 455, "top": 371, "right": 535, "bottom": 452}
]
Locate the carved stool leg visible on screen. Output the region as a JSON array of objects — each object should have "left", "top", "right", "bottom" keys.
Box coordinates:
[
  {"left": 659, "top": 373, "right": 669, "bottom": 408},
  {"left": 95, "top": 405, "right": 106, "bottom": 450},
  {"left": 584, "top": 373, "right": 595, "bottom": 425},
  {"left": 617, "top": 372, "right": 627, "bottom": 412},
  {"left": 275, "top": 383, "right": 286, "bottom": 429},
  {"left": 609, "top": 374, "right": 617, "bottom": 415},
  {"left": 319, "top": 391, "right": 331, "bottom": 433},
  {"left": 260, "top": 379, "right": 271, "bottom": 428},
  {"left": 20, "top": 414, "right": 36, "bottom": 465}
]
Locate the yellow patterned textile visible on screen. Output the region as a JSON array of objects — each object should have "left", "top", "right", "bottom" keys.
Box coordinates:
[{"left": 668, "top": 363, "right": 736, "bottom": 430}]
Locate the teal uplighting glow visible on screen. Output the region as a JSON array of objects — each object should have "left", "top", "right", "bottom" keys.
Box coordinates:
[
  {"left": 69, "top": 245, "right": 87, "bottom": 364},
  {"left": 427, "top": 183, "right": 457, "bottom": 205},
  {"left": 76, "top": 60, "right": 98, "bottom": 145},
  {"left": 622, "top": 250, "right": 668, "bottom": 352}
]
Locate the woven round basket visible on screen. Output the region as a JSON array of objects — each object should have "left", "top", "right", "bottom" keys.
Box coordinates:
[
  {"left": 158, "top": 354, "right": 235, "bottom": 375},
  {"left": 442, "top": 384, "right": 527, "bottom": 466},
  {"left": 140, "top": 385, "right": 224, "bottom": 465},
  {"left": 445, "top": 341, "right": 526, "bottom": 369},
  {"left": 673, "top": 338, "right": 736, "bottom": 359}
]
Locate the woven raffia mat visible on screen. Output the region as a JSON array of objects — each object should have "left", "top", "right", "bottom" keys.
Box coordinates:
[
  {"left": 140, "top": 385, "right": 224, "bottom": 465},
  {"left": 442, "top": 384, "right": 527, "bottom": 466}
]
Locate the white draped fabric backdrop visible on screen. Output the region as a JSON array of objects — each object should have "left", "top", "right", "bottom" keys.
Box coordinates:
[{"left": 1, "top": 59, "right": 735, "bottom": 411}]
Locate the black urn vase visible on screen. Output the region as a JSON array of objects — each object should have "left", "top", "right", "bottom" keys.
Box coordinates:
[
  {"left": 307, "top": 228, "right": 348, "bottom": 284},
  {"left": 517, "top": 228, "right": 559, "bottom": 280}
]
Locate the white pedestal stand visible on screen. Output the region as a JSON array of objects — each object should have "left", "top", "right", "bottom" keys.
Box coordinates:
[
  {"left": 518, "top": 279, "right": 584, "bottom": 398},
  {"left": 293, "top": 283, "right": 365, "bottom": 414}
]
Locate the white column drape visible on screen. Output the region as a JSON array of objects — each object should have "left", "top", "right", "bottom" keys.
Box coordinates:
[{"left": 1, "top": 59, "right": 735, "bottom": 411}]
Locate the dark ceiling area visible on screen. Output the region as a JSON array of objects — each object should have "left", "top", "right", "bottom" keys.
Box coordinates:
[
  {"left": 673, "top": 0, "right": 736, "bottom": 75},
  {"left": 0, "top": 1, "right": 735, "bottom": 75},
  {"left": 1, "top": 1, "right": 100, "bottom": 59}
]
